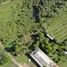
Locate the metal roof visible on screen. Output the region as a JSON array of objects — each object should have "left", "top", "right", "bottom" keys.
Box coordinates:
[{"left": 30, "top": 48, "right": 58, "bottom": 67}]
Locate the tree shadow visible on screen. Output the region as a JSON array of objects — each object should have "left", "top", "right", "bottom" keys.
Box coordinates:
[
  {"left": 32, "top": 5, "right": 40, "bottom": 22},
  {"left": 4, "top": 45, "right": 15, "bottom": 53},
  {"left": 4, "top": 47, "right": 11, "bottom": 53}
]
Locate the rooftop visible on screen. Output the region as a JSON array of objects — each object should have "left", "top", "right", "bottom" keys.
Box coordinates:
[{"left": 30, "top": 48, "right": 59, "bottom": 67}]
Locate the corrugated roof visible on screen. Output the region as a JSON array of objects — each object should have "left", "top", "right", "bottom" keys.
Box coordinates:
[{"left": 30, "top": 48, "right": 58, "bottom": 67}]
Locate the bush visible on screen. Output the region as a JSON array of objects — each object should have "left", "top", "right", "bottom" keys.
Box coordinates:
[{"left": 0, "top": 48, "right": 8, "bottom": 65}]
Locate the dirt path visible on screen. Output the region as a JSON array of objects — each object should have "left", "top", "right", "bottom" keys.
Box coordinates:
[
  {"left": 0, "top": 42, "right": 23, "bottom": 67},
  {"left": 11, "top": 57, "right": 23, "bottom": 67}
]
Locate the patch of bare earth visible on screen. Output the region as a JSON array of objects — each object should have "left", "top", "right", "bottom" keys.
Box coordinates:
[{"left": 23, "top": 63, "right": 30, "bottom": 67}]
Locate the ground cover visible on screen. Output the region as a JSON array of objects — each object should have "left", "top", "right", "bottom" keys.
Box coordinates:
[
  {"left": 43, "top": 6, "right": 67, "bottom": 42},
  {"left": 0, "top": 60, "right": 18, "bottom": 67},
  {"left": 42, "top": 4, "right": 67, "bottom": 67},
  {"left": 0, "top": 0, "right": 37, "bottom": 66},
  {"left": 14, "top": 54, "right": 37, "bottom": 67}
]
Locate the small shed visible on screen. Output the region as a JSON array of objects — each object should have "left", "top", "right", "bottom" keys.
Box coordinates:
[
  {"left": 47, "top": 34, "right": 54, "bottom": 40},
  {"left": 64, "top": 51, "right": 67, "bottom": 54},
  {"left": 30, "top": 48, "right": 59, "bottom": 67}
]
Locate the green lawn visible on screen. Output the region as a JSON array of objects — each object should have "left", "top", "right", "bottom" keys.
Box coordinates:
[
  {"left": 0, "top": 49, "right": 19, "bottom": 67},
  {"left": 14, "top": 54, "right": 37, "bottom": 67},
  {"left": 43, "top": 6, "right": 67, "bottom": 42},
  {"left": 58, "top": 56, "right": 67, "bottom": 67},
  {"left": 0, "top": 61, "right": 18, "bottom": 67}
]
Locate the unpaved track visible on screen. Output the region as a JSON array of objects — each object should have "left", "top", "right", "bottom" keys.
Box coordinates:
[{"left": 0, "top": 42, "right": 23, "bottom": 67}]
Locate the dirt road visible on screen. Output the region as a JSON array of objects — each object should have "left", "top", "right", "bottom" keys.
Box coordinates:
[{"left": 0, "top": 42, "right": 23, "bottom": 67}]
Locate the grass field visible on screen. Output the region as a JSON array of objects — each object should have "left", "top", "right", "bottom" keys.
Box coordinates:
[
  {"left": 58, "top": 56, "right": 67, "bottom": 67},
  {"left": 44, "top": 6, "right": 67, "bottom": 42},
  {"left": 42, "top": 5, "right": 67, "bottom": 67},
  {"left": 0, "top": 61, "right": 18, "bottom": 67},
  {"left": 14, "top": 54, "right": 37, "bottom": 67}
]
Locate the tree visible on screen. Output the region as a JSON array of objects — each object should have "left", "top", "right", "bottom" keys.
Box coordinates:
[{"left": 10, "top": 43, "right": 22, "bottom": 56}]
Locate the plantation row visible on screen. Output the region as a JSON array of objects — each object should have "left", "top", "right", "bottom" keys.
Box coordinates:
[{"left": 47, "top": 10, "right": 67, "bottom": 42}]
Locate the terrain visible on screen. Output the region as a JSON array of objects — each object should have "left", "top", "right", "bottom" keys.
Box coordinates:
[{"left": 0, "top": 0, "right": 67, "bottom": 67}]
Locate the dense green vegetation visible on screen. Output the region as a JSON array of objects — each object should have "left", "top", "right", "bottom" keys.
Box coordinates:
[
  {"left": 0, "top": 0, "right": 67, "bottom": 67},
  {"left": 44, "top": 6, "right": 67, "bottom": 42},
  {"left": 0, "top": 48, "right": 8, "bottom": 65}
]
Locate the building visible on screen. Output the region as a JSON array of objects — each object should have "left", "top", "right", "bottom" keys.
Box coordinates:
[
  {"left": 47, "top": 34, "right": 54, "bottom": 40},
  {"left": 64, "top": 51, "right": 67, "bottom": 54},
  {"left": 30, "top": 48, "right": 59, "bottom": 67}
]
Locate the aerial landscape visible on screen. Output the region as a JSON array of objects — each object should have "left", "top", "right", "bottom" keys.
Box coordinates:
[{"left": 0, "top": 0, "right": 67, "bottom": 67}]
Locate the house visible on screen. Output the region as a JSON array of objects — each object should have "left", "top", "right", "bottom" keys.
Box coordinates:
[{"left": 30, "top": 48, "right": 59, "bottom": 67}]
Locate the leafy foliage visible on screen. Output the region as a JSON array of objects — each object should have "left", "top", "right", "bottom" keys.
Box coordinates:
[
  {"left": 0, "top": 48, "right": 8, "bottom": 65},
  {"left": 0, "top": 0, "right": 67, "bottom": 65}
]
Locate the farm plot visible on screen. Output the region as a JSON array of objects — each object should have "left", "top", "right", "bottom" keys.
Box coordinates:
[{"left": 45, "top": 8, "right": 67, "bottom": 42}]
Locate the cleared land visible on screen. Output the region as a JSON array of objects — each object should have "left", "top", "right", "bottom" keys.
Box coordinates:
[{"left": 44, "top": 7, "right": 67, "bottom": 42}]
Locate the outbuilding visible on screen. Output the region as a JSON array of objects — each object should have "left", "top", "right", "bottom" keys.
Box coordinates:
[{"left": 30, "top": 48, "right": 59, "bottom": 67}]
